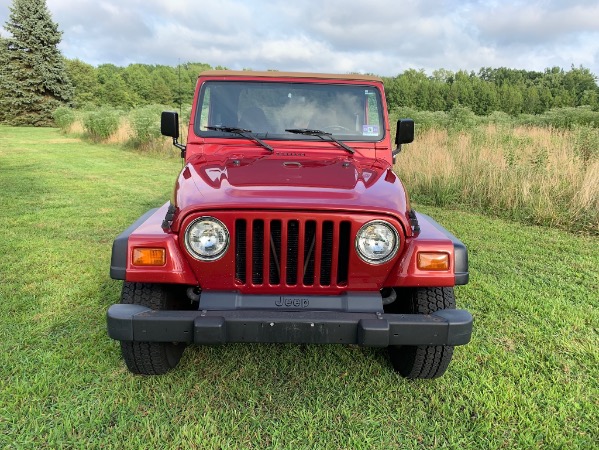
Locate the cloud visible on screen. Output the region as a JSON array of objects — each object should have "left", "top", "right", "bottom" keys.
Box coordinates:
[
  {"left": 472, "top": 1, "right": 599, "bottom": 46},
  {"left": 0, "top": 0, "right": 597, "bottom": 77}
]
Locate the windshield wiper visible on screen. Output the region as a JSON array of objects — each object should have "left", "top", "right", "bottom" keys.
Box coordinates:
[
  {"left": 206, "top": 126, "right": 274, "bottom": 152},
  {"left": 285, "top": 128, "right": 355, "bottom": 154}
]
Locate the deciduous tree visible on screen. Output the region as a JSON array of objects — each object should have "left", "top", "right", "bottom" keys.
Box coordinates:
[{"left": 65, "top": 59, "right": 98, "bottom": 107}]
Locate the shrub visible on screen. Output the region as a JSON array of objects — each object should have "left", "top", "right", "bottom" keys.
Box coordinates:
[
  {"left": 447, "top": 105, "right": 478, "bottom": 132},
  {"left": 516, "top": 114, "right": 543, "bottom": 128},
  {"left": 483, "top": 111, "right": 514, "bottom": 128},
  {"left": 52, "top": 106, "right": 76, "bottom": 132},
  {"left": 181, "top": 105, "right": 192, "bottom": 125},
  {"left": 83, "top": 108, "right": 122, "bottom": 141},
  {"left": 544, "top": 106, "right": 599, "bottom": 128},
  {"left": 572, "top": 126, "right": 599, "bottom": 162},
  {"left": 128, "top": 105, "right": 166, "bottom": 147},
  {"left": 391, "top": 107, "right": 448, "bottom": 137},
  {"left": 517, "top": 107, "right": 599, "bottom": 129}
]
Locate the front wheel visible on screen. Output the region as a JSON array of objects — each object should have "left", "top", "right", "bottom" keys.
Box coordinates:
[
  {"left": 119, "top": 282, "right": 187, "bottom": 375},
  {"left": 388, "top": 287, "right": 456, "bottom": 379}
]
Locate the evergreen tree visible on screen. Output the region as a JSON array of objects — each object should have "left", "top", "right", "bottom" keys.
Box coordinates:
[
  {"left": 0, "top": 0, "right": 73, "bottom": 126},
  {"left": 0, "top": 35, "right": 9, "bottom": 122}
]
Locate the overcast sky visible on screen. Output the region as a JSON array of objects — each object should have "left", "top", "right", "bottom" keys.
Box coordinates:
[{"left": 1, "top": 0, "right": 599, "bottom": 77}]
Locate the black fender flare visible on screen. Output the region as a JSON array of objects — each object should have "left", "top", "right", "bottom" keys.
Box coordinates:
[
  {"left": 109, "top": 208, "right": 159, "bottom": 280},
  {"left": 415, "top": 212, "right": 469, "bottom": 285}
]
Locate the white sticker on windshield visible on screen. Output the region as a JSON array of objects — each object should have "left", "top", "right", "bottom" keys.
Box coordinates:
[{"left": 362, "top": 125, "right": 379, "bottom": 136}]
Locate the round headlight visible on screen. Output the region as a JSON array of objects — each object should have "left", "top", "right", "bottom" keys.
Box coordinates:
[
  {"left": 355, "top": 220, "right": 399, "bottom": 264},
  {"left": 185, "top": 217, "right": 230, "bottom": 261}
]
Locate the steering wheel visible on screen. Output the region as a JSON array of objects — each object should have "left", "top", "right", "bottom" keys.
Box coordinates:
[{"left": 322, "top": 125, "right": 351, "bottom": 132}]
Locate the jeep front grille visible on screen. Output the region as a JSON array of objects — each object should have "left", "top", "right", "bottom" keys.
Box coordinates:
[{"left": 235, "top": 218, "right": 351, "bottom": 288}]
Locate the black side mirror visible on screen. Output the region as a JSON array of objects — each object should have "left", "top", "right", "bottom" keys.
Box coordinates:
[
  {"left": 392, "top": 119, "right": 415, "bottom": 159},
  {"left": 395, "top": 119, "right": 414, "bottom": 145},
  {"left": 161, "top": 111, "right": 179, "bottom": 139},
  {"left": 161, "top": 111, "right": 186, "bottom": 158}
]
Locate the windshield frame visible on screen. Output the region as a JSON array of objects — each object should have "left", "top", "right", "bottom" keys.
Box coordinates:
[{"left": 193, "top": 80, "right": 386, "bottom": 143}]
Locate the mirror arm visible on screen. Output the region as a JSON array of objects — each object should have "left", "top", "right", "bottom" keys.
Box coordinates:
[
  {"left": 172, "top": 138, "right": 186, "bottom": 158},
  {"left": 391, "top": 145, "right": 402, "bottom": 165}
]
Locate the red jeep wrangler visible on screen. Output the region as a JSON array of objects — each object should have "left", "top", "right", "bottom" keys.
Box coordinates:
[{"left": 107, "top": 70, "right": 472, "bottom": 378}]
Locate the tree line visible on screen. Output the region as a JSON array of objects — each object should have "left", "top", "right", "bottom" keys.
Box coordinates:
[
  {"left": 62, "top": 61, "right": 599, "bottom": 116},
  {"left": 382, "top": 67, "right": 599, "bottom": 115},
  {"left": 64, "top": 60, "right": 221, "bottom": 109}
]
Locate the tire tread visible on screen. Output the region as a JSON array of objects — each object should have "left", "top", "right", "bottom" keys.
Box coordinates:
[
  {"left": 119, "top": 282, "right": 185, "bottom": 375},
  {"left": 389, "top": 287, "right": 456, "bottom": 379}
]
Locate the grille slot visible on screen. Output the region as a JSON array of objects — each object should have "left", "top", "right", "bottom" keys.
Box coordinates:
[
  {"left": 235, "top": 218, "right": 351, "bottom": 288},
  {"left": 286, "top": 220, "right": 299, "bottom": 285},
  {"left": 337, "top": 221, "right": 351, "bottom": 285},
  {"left": 269, "top": 220, "right": 281, "bottom": 285},
  {"left": 251, "top": 220, "right": 264, "bottom": 284},
  {"left": 235, "top": 219, "right": 246, "bottom": 284},
  {"left": 320, "top": 221, "right": 334, "bottom": 285},
  {"left": 303, "top": 221, "right": 316, "bottom": 285}
]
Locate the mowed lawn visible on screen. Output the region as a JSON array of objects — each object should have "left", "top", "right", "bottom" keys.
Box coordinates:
[{"left": 0, "top": 126, "right": 597, "bottom": 449}]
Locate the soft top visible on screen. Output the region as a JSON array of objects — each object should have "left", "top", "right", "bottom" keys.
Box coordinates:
[{"left": 199, "top": 70, "right": 382, "bottom": 82}]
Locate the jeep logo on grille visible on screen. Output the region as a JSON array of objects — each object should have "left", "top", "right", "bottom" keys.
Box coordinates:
[{"left": 276, "top": 297, "right": 309, "bottom": 308}]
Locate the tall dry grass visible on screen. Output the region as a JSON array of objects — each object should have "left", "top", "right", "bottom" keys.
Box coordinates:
[
  {"left": 395, "top": 125, "right": 599, "bottom": 233},
  {"left": 67, "top": 115, "right": 186, "bottom": 156}
]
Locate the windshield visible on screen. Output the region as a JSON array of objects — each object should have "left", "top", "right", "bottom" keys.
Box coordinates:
[{"left": 195, "top": 80, "right": 385, "bottom": 141}]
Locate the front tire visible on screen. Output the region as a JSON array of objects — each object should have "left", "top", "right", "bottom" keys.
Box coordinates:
[
  {"left": 119, "top": 282, "right": 187, "bottom": 375},
  {"left": 388, "top": 287, "right": 456, "bottom": 379}
]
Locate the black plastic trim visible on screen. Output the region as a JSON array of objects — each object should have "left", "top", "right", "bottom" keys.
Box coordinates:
[
  {"left": 161, "top": 203, "right": 176, "bottom": 230},
  {"left": 107, "top": 304, "right": 473, "bottom": 347},
  {"left": 109, "top": 208, "right": 159, "bottom": 280},
  {"left": 415, "top": 212, "right": 469, "bottom": 285},
  {"left": 408, "top": 208, "right": 421, "bottom": 235},
  {"left": 199, "top": 291, "right": 383, "bottom": 313}
]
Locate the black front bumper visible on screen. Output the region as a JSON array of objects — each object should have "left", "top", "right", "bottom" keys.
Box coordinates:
[{"left": 107, "top": 305, "right": 473, "bottom": 348}]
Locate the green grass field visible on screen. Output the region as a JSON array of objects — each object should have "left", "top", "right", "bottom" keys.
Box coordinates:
[{"left": 0, "top": 126, "right": 597, "bottom": 449}]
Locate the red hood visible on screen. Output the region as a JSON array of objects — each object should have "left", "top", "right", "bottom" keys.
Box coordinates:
[{"left": 172, "top": 151, "right": 410, "bottom": 230}]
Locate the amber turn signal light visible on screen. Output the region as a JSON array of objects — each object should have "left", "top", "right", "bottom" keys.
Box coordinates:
[
  {"left": 132, "top": 248, "right": 166, "bottom": 266},
  {"left": 417, "top": 252, "right": 449, "bottom": 270}
]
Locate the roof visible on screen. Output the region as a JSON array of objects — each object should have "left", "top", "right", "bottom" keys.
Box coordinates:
[{"left": 199, "top": 70, "right": 383, "bottom": 82}]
